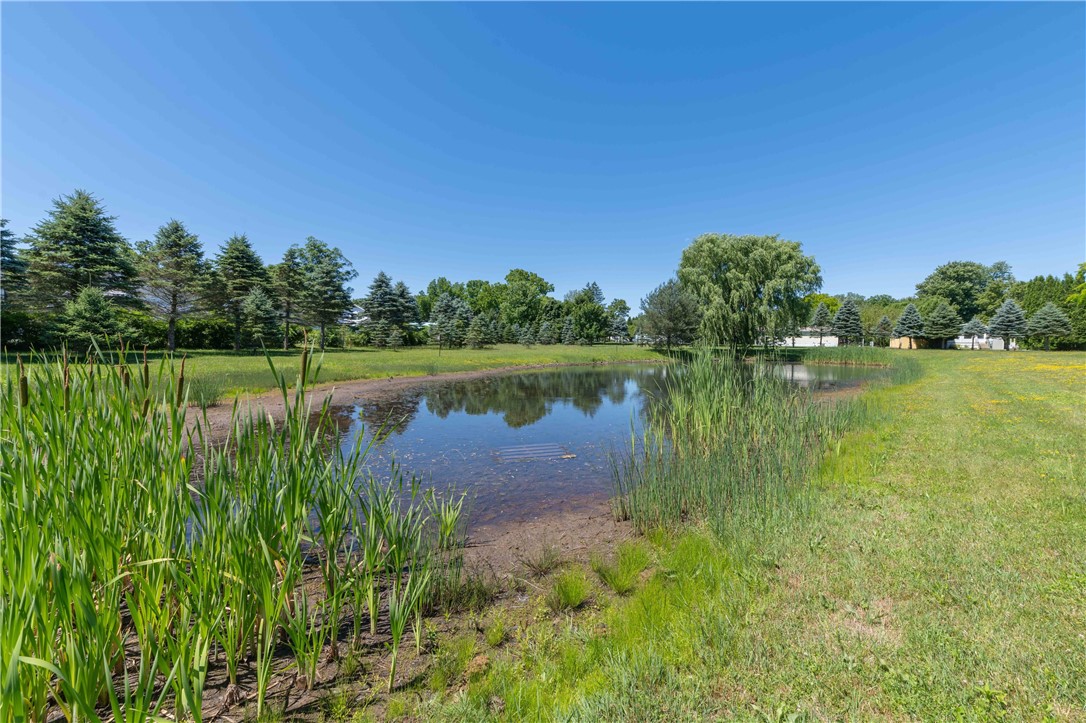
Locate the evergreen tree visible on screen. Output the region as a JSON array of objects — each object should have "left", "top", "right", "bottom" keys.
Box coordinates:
[
  {"left": 270, "top": 245, "right": 305, "bottom": 350},
  {"left": 960, "top": 317, "right": 988, "bottom": 350},
  {"left": 538, "top": 320, "right": 556, "bottom": 345},
  {"left": 560, "top": 317, "right": 576, "bottom": 345},
  {"left": 809, "top": 302, "right": 832, "bottom": 346},
  {"left": 386, "top": 326, "right": 405, "bottom": 351},
  {"left": 988, "top": 299, "right": 1027, "bottom": 351},
  {"left": 922, "top": 302, "right": 963, "bottom": 349},
  {"left": 640, "top": 279, "right": 702, "bottom": 352},
  {"left": 873, "top": 315, "right": 893, "bottom": 346},
  {"left": 136, "top": 219, "right": 206, "bottom": 351},
  {"left": 0, "top": 219, "right": 27, "bottom": 306},
  {"left": 465, "top": 315, "right": 487, "bottom": 349},
  {"left": 519, "top": 324, "right": 535, "bottom": 347},
  {"left": 61, "top": 286, "right": 128, "bottom": 350},
  {"left": 362, "top": 271, "right": 398, "bottom": 334},
  {"left": 393, "top": 281, "right": 419, "bottom": 330},
  {"left": 893, "top": 304, "right": 924, "bottom": 348},
  {"left": 24, "top": 190, "right": 138, "bottom": 311},
  {"left": 832, "top": 299, "right": 864, "bottom": 345},
  {"left": 299, "top": 237, "right": 356, "bottom": 350},
  {"left": 370, "top": 320, "right": 390, "bottom": 348},
  {"left": 213, "top": 234, "right": 268, "bottom": 351},
  {"left": 241, "top": 287, "right": 279, "bottom": 348},
  {"left": 1027, "top": 302, "right": 1072, "bottom": 351},
  {"left": 608, "top": 299, "right": 631, "bottom": 341},
  {"left": 430, "top": 293, "right": 472, "bottom": 349}
]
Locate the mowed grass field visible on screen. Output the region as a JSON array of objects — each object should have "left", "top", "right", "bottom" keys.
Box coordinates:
[
  {"left": 4, "top": 344, "right": 667, "bottom": 397},
  {"left": 420, "top": 351, "right": 1085, "bottom": 721}
]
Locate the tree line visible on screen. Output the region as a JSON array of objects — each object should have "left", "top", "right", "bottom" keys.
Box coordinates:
[
  {"left": 636, "top": 238, "right": 1085, "bottom": 352},
  {"left": 0, "top": 190, "right": 632, "bottom": 352}
]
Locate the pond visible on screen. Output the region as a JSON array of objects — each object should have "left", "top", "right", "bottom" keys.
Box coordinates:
[{"left": 333, "top": 362, "right": 884, "bottom": 527}]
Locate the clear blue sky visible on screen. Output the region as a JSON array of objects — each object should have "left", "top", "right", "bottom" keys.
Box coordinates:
[{"left": 3, "top": 2, "right": 1083, "bottom": 306}]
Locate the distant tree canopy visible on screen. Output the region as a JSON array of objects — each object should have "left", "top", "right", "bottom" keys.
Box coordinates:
[
  {"left": 678, "top": 233, "right": 821, "bottom": 351},
  {"left": 915, "top": 260, "right": 1012, "bottom": 321},
  {"left": 639, "top": 279, "right": 701, "bottom": 352}
]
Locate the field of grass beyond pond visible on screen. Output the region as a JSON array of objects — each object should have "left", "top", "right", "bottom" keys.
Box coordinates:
[
  {"left": 2, "top": 344, "right": 667, "bottom": 402},
  {"left": 420, "top": 351, "right": 1085, "bottom": 721}
]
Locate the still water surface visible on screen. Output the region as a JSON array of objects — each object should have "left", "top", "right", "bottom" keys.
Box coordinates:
[{"left": 335, "top": 363, "right": 882, "bottom": 525}]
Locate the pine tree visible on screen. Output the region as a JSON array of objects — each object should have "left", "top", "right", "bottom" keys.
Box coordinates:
[
  {"left": 893, "top": 304, "right": 924, "bottom": 348},
  {"left": 362, "top": 271, "right": 398, "bottom": 334},
  {"left": 960, "top": 317, "right": 988, "bottom": 350},
  {"left": 832, "top": 299, "right": 864, "bottom": 345},
  {"left": 136, "top": 219, "right": 206, "bottom": 351},
  {"left": 241, "top": 287, "right": 279, "bottom": 348},
  {"left": 538, "top": 320, "right": 556, "bottom": 345},
  {"left": 809, "top": 302, "right": 832, "bottom": 346},
  {"left": 392, "top": 281, "right": 419, "bottom": 329},
  {"left": 270, "top": 245, "right": 305, "bottom": 350},
  {"left": 386, "top": 326, "right": 405, "bottom": 351},
  {"left": 640, "top": 279, "right": 701, "bottom": 352},
  {"left": 465, "top": 315, "right": 487, "bottom": 349},
  {"left": 62, "top": 286, "right": 128, "bottom": 350},
  {"left": 24, "top": 190, "right": 138, "bottom": 312},
  {"left": 988, "top": 299, "right": 1027, "bottom": 351},
  {"left": 370, "top": 320, "right": 390, "bottom": 348},
  {"left": 430, "top": 293, "right": 472, "bottom": 349},
  {"left": 560, "top": 317, "right": 576, "bottom": 345},
  {"left": 922, "top": 302, "right": 963, "bottom": 349},
  {"left": 213, "top": 234, "right": 268, "bottom": 351},
  {"left": 0, "top": 219, "right": 27, "bottom": 307},
  {"left": 299, "top": 237, "right": 356, "bottom": 350},
  {"left": 519, "top": 324, "right": 535, "bottom": 347},
  {"left": 873, "top": 315, "right": 893, "bottom": 346},
  {"left": 1026, "top": 302, "right": 1072, "bottom": 351}
]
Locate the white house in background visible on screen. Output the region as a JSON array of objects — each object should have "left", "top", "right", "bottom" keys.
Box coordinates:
[
  {"left": 778, "top": 333, "right": 839, "bottom": 347},
  {"left": 949, "top": 334, "right": 1008, "bottom": 350}
]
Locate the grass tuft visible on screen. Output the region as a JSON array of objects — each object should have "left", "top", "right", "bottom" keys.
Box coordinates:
[{"left": 546, "top": 568, "right": 591, "bottom": 612}]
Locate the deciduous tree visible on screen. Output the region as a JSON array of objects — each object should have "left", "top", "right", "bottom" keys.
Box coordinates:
[{"left": 678, "top": 233, "right": 821, "bottom": 351}]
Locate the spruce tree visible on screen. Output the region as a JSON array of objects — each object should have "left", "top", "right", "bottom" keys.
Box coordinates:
[
  {"left": 0, "top": 219, "right": 27, "bottom": 306},
  {"left": 560, "top": 317, "right": 576, "bottom": 345},
  {"left": 213, "top": 234, "right": 268, "bottom": 351},
  {"left": 538, "top": 320, "right": 556, "bottom": 345},
  {"left": 519, "top": 324, "right": 535, "bottom": 347},
  {"left": 640, "top": 279, "right": 701, "bottom": 351},
  {"left": 241, "top": 287, "right": 279, "bottom": 348},
  {"left": 62, "top": 286, "right": 128, "bottom": 350},
  {"left": 465, "top": 315, "right": 487, "bottom": 349},
  {"left": 832, "top": 299, "right": 864, "bottom": 346},
  {"left": 430, "top": 293, "right": 472, "bottom": 349},
  {"left": 960, "top": 317, "right": 988, "bottom": 350},
  {"left": 809, "top": 302, "right": 832, "bottom": 346},
  {"left": 362, "top": 271, "right": 398, "bottom": 334},
  {"left": 299, "top": 237, "right": 356, "bottom": 350},
  {"left": 893, "top": 304, "right": 924, "bottom": 349},
  {"left": 988, "top": 299, "right": 1027, "bottom": 351},
  {"left": 922, "top": 302, "right": 963, "bottom": 349},
  {"left": 24, "top": 190, "right": 138, "bottom": 311},
  {"left": 386, "top": 326, "right": 405, "bottom": 351},
  {"left": 1026, "top": 302, "right": 1072, "bottom": 351},
  {"left": 392, "top": 281, "right": 419, "bottom": 329},
  {"left": 270, "top": 245, "right": 305, "bottom": 350},
  {"left": 136, "top": 219, "right": 206, "bottom": 351},
  {"left": 874, "top": 315, "right": 893, "bottom": 346}
]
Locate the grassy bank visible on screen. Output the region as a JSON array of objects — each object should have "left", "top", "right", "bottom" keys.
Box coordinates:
[
  {"left": 415, "top": 351, "right": 1084, "bottom": 721},
  {"left": 3, "top": 344, "right": 666, "bottom": 400}
]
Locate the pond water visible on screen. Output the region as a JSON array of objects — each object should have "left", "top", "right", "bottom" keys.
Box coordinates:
[{"left": 333, "top": 363, "right": 883, "bottom": 526}]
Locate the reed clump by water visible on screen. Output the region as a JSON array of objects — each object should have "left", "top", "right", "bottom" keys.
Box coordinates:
[
  {"left": 611, "top": 347, "right": 918, "bottom": 533},
  {"left": 0, "top": 344, "right": 467, "bottom": 722}
]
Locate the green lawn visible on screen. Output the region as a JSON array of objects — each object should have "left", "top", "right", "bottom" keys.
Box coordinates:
[
  {"left": 419, "top": 351, "right": 1085, "bottom": 721},
  {"left": 5, "top": 344, "right": 667, "bottom": 397}
]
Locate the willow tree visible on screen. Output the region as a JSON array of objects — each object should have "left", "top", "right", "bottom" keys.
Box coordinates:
[{"left": 678, "top": 233, "right": 821, "bottom": 353}]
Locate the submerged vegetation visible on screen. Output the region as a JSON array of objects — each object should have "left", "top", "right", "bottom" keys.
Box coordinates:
[{"left": 0, "top": 346, "right": 468, "bottom": 720}]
